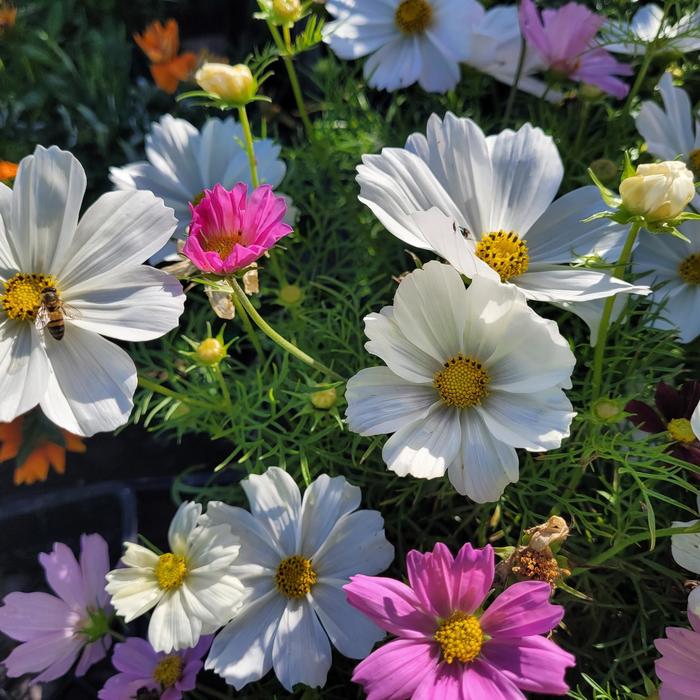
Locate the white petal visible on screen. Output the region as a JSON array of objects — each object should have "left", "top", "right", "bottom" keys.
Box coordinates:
[
  {"left": 0, "top": 183, "right": 18, "bottom": 275},
  {"left": 40, "top": 326, "right": 137, "bottom": 437},
  {"left": 10, "top": 145, "right": 86, "bottom": 273},
  {"left": 415, "top": 36, "right": 461, "bottom": 93},
  {"left": 364, "top": 37, "right": 422, "bottom": 92},
  {"left": 121, "top": 542, "right": 159, "bottom": 569},
  {"left": 272, "top": 599, "right": 331, "bottom": 691},
  {"left": 310, "top": 582, "right": 386, "bottom": 658},
  {"left": 55, "top": 191, "right": 177, "bottom": 288},
  {"left": 0, "top": 321, "right": 49, "bottom": 422},
  {"left": 345, "top": 366, "right": 437, "bottom": 435},
  {"left": 690, "top": 586, "right": 700, "bottom": 619},
  {"left": 148, "top": 588, "right": 201, "bottom": 652},
  {"left": 168, "top": 502, "right": 202, "bottom": 556},
  {"left": 105, "top": 568, "right": 163, "bottom": 622},
  {"left": 428, "top": 0, "right": 484, "bottom": 62},
  {"left": 324, "top": 10, "right": 397, "bottom": 59},
  {"left": 206, "top": 592, "right": 286, "bottom": 690},
  {"left": 651, "top": 285, "right": 700, "bottom": 343},
  {"left": 692, "top": 402, "right": 700, "bottom": 440},
  {"left": 485, "top": 123, "right": 562, "bottom": 235},
  {"left": 66, "top": 266, "right": 184, "bottom": 341},
  {"left": 448, "top": 410, "right": 519, "bottom": 503},
  {"left": 672, "top": 518, "right": 700, "bottom": 575},
  {"left": 242, "top": 468, "right": 302, "bottom": 557},
  {"left": 382, "top": 403, "right": 461, "bottom": 479},
  {"left": 552, "top": 296, "right": 628, "bottom": 346}
]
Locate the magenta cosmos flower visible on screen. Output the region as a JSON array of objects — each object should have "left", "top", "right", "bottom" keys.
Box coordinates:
[
  {"left": 519, "top": 0, "right": 632, "bottom": 99},
  {"left": 182, "top": 182, "right": 292, "bottom": 275},
  {"left": 344, "top": 542, "right": 575, "bottom": 699},
  {"left": 99, "top": 636, "right": 211, "bottom": 700},
  {"left": 0, "top": 534, "right": 113, "bottom": 683},
  {"left": 655, "top": 606, "right": 700, "bottom": 699}
]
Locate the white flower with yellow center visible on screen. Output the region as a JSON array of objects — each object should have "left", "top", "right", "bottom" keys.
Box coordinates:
[
  {"left": 357, "top": 113, "right": 649, "bottom": 339},
  {"left": 636, "top": 72, "right": 700, "bottom": 211},
  {"left": 632, "top": 220, "right": 700, "bottom": 343},
  {"left": 110, "top": 114, "right": 287, "bottom": 262},
  {"left": 671, "top": 494, "right": 700, "bottom": 617},
  {"left": 203, "top": 467, "right": 394, "bottom": 691},
  {"left": 0, "top": 145, "right": 184, "bottom": 437},
  {"left": 105, "top": 502, "right": 244, "bottom": 653},
  {"left": 323, "top": 0, "right": 482, "bottom": 92},
  {"left": 345, "top": 260, "right": 576, "bottom": 503}
]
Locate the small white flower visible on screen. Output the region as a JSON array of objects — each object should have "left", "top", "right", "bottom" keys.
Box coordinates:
[
  {"left": 346, "top": 260, "right": 576, "bottom": 503},
  {"left": 105, "top": 502, "right": 244, "bottom": 653},
  {"left": 356, "top": 112, "right": 649, "bottom": 339},
  {"left": 693, "top": 401, "right": 700, "bottom": 440},
  {"left": 323, "top": 0, "right": 482, "bottom": 93},
  {"left": 632, "top": 221, "right": 700, "bottom": 343},
  {"left": 672, "top": 494, "right": 700, "bottom": 617},
  {"left": 636, "top": 72, "right": 700, "bottom": 210},
  {"left": 0, "top": 146, "right": 184, "bottom": 437},
  {"left": 606, "top": 4, "right": 700, "bottom": 56},
  {"left": 110, "top": 114, "right": 287, "bottom": 262},
  {"left": 204, "top": 467, "right": 394, "bottom": 691}
]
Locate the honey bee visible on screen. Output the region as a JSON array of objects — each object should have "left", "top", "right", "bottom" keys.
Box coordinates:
[{"left": 35, "top": 286, "right": 77, "bottom": 340}]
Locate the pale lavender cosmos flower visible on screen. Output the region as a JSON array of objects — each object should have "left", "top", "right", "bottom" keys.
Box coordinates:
[
  {"left": 519, "top": 0, "right": 632, "bottom": 99},
  {"left": 655, "top": 606, "right": 700, "bottom": 699},
  {"left": 344, "top": 542, "right": 575, "bottom": 699},
  {"left": 99, "top": 636, "right": 211, "bottom": 700},
  {"left": 0, "top": 534, "right": 113, "bottom": 683}
]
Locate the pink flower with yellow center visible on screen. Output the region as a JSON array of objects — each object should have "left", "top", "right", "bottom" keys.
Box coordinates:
[{"left": 183, "top": 183, "right": 292, "bottom": 275}]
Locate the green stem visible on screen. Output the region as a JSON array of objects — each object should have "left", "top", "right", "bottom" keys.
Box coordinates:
[
  {"left": 213, "top": 365, "right": 233, "bottom": 414},
  {"left": 108, "top": 628, "right": 125, "bottom": 642},
  {"left": 590, "top": 222, "right": 641, "bottom": 399},
  {"left": 237, "top": 105, "right": 259, "bottom": 188},
  {"left": 137, "top": 376, "right": 213, "bottom": 411},
  {"left": 229, "top": 287, "right": 265, "bottom": 360},
  {"left": 230, "top": 278, "right": 344, "bottom": 382},
  {"left": 502, "top": 37, "right": 527, "bottom": 127}
]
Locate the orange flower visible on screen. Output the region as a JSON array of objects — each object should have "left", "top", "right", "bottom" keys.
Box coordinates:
[
  {"left": 0, "top": 415, "right": 87, "bottom": 486},
  {"left": 0, "top": 3, "right": 16, "bottom": 32},
  {"left": 133, "top": 19, "right": 197, "bottom": 94},
  {"left": 0, "top": 160, "right": 18, "bottom": 182}
]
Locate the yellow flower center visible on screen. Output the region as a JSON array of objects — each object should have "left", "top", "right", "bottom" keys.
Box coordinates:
[
  {"left": 667, "top": 417, "right": 696, "bottom": 444},
  {"left": 201, "top": 232, "right": 243, "bottom": 261},
  {"left": 475, "top": 231, "right": 529, "bottom": 282},
  {"left": 678, "top": 253, "right": 700, "bottom": 285},
  {"left": 275, "top": 555, "right": 318, "bottom": 598},
  {"left": 687, "top": 148, "right": 700, "bottom": 180},
  {"left": 0, "top": 273, "right": 57, "bottom": 321},
  {"left": 434, "top": 354, "right": 489, "bottom": 408},
  {"left": 154, "top": 553, "right": 188, "bottom": 591},
  {"left": 434, "top": 612, "right": 484, "bottom": 664},
  {"left": 153, "top": 654, "right": 183, "bottom": 688},
  {"left": 395, "top": 0, "right": 433, "bottom": 34}
]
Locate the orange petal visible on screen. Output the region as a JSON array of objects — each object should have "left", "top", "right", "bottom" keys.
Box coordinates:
[
  {"left": 134, "top": 18, "right": 179, "bottom": 63},
  {"left": 46, "top": 444, "right": 66, "bottom": 475},
  {"left": 14, "top": 449, "right": 50, "bottom": 485},
  {"left": 150, "top": 62, "right": 181, "bottom": 94},
  {"left": 63, "top": 432, "right": 87, "bottom": 454},
  {"left": 0, "top": 160, "right": 18, "bottom": 181}
]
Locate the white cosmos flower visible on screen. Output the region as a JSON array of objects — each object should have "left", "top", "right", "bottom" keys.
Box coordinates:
[
  {"left": 345, "top": 260, "right": 576, "bottom": 503},
  {"left": 356, "top": 112, "right": 649, "bottom": 339},
  {"left": 105, "top": 502, "right": 244, "bottom": 654},
  {"left": 693, "top": 401, "right": 700, "bottom": 440},
  {"left": 636, "top": 72, "right": 700, "bottom": 211},
  {"left": 323, "top": 0, "right": 482, "bottom": 92},
  {"left": 632, "top": 221, "right": 700, "bottom": 343},
  {"left": 110, "top": 114, "right": 287, "bottom": 262},
  {"left": 671, "top": 494, "right": 700, "bottom": 617},
  {"left": 0, "top": 145, "right": 184, "bottom": 437},
  {"left": 606, "top": 4, "right": 700, "bottom": 56},
  {"left": 204, "top": 467, "right": 394, "bottom": 691}
]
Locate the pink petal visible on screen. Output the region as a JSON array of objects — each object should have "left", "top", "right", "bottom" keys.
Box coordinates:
[
  {"left": 351, "top": 638, "right": 439, "bottom": 700},
  {"left": 79, "top": 534, "right": 111, "bottom": 609},
  {"left": 39, "top": 542, "right": 86, "bottom": 609},
  {"left": 75, "top": 638, "right": 110, "bottom": 677},
  {"left": 452, "top": 543, "right": 495, "bottom": 616},
  {"left": 573, "top": 50, "right": 631, "bottom": 99},
  {"left": 412, "top": 661, "right": 463, "bottom": 700},
  {"left": 481, "top": 635, "right": 575, "bottom": 694},
  {"left": 4, "top": 633, "right": 82, "bottom": 683},
  {"left": 0, "top": 592, "right": 76, "bottom": 641},
  {"left": 112, "top": 637, "right": 158, "bottom": 676},
  {"left": 519, "top": 0, "right": 550, "bottom": 60},
  {"left": 344, "top": 575, "right": 435, "bottom": 638},
  {"left": 461, "top": 660, "right": 527, "bottom": 699},
  {"left": 99, "top": 674, "right": 153, "bottom": 700},
  {"left": 542, "top": 2, "right": 602, "bottom": 60},
  {"left": 480, "top": 581, "right": 563, "bottom": 638}
]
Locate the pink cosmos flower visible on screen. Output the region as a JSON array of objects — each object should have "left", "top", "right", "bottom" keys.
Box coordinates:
[
  {"left": 654, "top": 607, "right": 700, "bottom": 700},
  {"left": 99, "top": 636, "right": 212, "bottom": 700},
  {"left": 344, "top": 542, "right": 575, "bottom": 699},
  {"left": 519, "top": 0, "right": 632, "bottom": 99},
  {"left": 182, "top": 182, "right": 292, "bottom": 275},
  {"left": 0, "top": 534, "right": 113, "bottom": 683}
]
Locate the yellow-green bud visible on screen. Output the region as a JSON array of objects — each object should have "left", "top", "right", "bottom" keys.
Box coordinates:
[
  {"left": 196, "top": 337, "right": 227, "bottom": 366},
  {"left": 589, "top": 158, "right": 617, "bottom": 185},
  {"left": 592, "top": 397, "right": 624, "bottom": 422},
  {"left": 273, "top": 0, "right": 302, "bottom": 22},
  {"left": 195, "top": 63, "right": 257, "bottom": 104},
  {"left": 578, "top": 83, "right": 603, "bottom": 100},
  {"left": 311, "top": 387, "right": 337, "bottom": 410},
  {"left": 279, "top": 284, "right": 303, "bottom": 305}
]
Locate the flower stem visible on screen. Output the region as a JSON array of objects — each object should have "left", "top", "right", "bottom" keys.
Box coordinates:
[
  {"left": 229, "top": 287, "right": 265, "bottom": 360},
  {"left": 137, "top": 376, "right": 213, "bottom": 411},
  {"left": 590, "top": 222, "right": 641, "bottom": 399},
  {"left": 230, "top": 278, "right": 344, "bottom": 382},
  {"left": 503, "top": 37, "right": 527, "bottom": 127},
  {"left": 213, "top": 365, "right": 234, "bottom": 414},
  {"left": 238, "top": 105, "right": 259, "bottom": 188}
]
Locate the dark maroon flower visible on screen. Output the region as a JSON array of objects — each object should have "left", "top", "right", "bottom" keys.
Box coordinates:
[{"left": 626, "top": 381, "right": 700, "bottom": 466}]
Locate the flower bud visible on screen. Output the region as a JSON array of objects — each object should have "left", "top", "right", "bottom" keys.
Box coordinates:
[
  {"left": 619, "top": 161, "right": 695, "bottom": 222},
  {"left": 272, "top": 0, "right": 302, "bottom": 23},
  {"left": 279, "top": 283, "right": 303, "bottom": 305},
  {"left": 310, "top": 386, "right": 337, "bottom": 410},
  {"left": 195, "top": 63, "right": 257, "bottom": 105},
  {"left": 196, "top": 337, "right": 227, "bottom": 366}
]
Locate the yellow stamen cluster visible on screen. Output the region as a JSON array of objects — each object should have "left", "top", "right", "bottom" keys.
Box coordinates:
[
  {"left": 678, "top": 253, "right": 700, "bottom": 285},
  {"left": 434, "top": 354, "right": 489, "bottom": 408},
  {"left": 687, "top": 148, "right": 700, "bottom": 180},
  {"left": 275, "top": 555, "right": 318, "bottom": 598},
  {"left": 154, "top": 553, "right": 188, "bottom": 591},
  {"left": 667, "top": 417, "right": 696, "bottom": 444},
  {"left": 153, "top": 654, "right": 183, "bottom": 688},
  {"left": 1, "top": 273, "right": 56, "bottom": 321},
  {"left": 475, "top": 231, "right": 529, "bottom": 281},
  {"left": 202, "top": 233, "right": 243, "bottom": 261},
  {"left": 395, "top": 0, "right": 433, "bottom": 34},
  {"left": 434, "top": 612, "right": 484, "bottom": 664}
]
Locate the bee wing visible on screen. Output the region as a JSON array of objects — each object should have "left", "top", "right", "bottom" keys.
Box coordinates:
[
  {"left": 34, "top": 305, "right": 50, "bottom": 330},
  {"left": 62, "top": 302, "right": 82, "bottom": 321}
]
